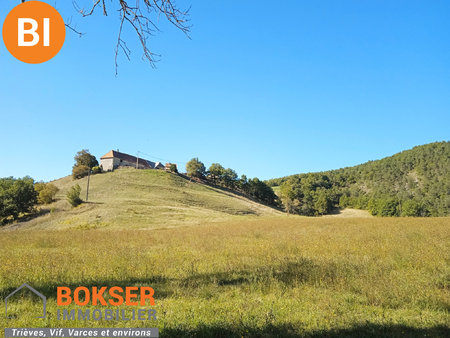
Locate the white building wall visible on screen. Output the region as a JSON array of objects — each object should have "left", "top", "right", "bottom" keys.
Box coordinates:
[
  {"left": 101, "top": 157, "right": 152, "bottom": 171},
  {"left": 100, "top": 158, "right": 114, "bottom": 171}
]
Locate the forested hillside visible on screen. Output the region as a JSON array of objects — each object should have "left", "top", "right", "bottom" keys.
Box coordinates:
[{"left": 267, "top": 141, "right": 450, "bottom": 216}]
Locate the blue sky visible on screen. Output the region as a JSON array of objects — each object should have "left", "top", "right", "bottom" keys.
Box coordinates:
[{"left": 1, "top": 0, "right": 449, "bottom": 182}]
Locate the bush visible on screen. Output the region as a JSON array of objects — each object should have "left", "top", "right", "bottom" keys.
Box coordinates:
[
  {"left": 72, "top": 165, "right": 90, "bottom": 179},
  {"left": 169, "top": 164, "right": 178, "bottom": 173},
  {"left": 67, "top": 184, "right": 82, "bottom": 207},
  {"left": 35, "top": 182, "right": 59, "bottom": 204},
  {"left": 91, "top": 166, "right": 102, "bottom": 174}
]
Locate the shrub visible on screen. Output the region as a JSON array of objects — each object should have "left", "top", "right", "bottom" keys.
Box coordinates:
[
  {"left": 67, "top": 184, "right": 82, "bottom": 207},
  {"left": 35, "top": 182, "right": 59, "bottom": 204},
  {"left": 91, "top": 166, "right": 102, "bottom": 174},
  {"left": 72, "top": 165, "right": 90, "bottom": 179},
  {"left": 169, "top": 164, "right": 178, "bottom": 173}
]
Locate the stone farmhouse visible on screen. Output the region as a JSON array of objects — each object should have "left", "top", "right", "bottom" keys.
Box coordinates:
[{"left": 100, "top": 150, "right": 166, "bottom": 171}]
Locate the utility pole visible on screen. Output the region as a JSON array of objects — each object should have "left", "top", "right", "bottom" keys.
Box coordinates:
[
  {"left": 136, "top": 151, "right": 140, "bottom": 169},
  {"left": 86, "top": 168, "right": 91, "bottom": 201}
]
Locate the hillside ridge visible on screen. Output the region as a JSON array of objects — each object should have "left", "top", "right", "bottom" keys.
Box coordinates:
[
  {"left": 266, "top": 141, "right": 450, "bottom": 216},
  {"left": 8, "top": 168, "right": 281, "bottom": 230}
]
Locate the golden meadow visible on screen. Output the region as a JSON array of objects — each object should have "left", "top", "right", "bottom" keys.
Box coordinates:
[{"left": 1, "top": 216, "right": 449, "bottom": 337}]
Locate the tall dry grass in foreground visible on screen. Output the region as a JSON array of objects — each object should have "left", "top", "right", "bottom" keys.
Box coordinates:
[{"left": 0, "top": 217, "right": 449, "bottom": 337}]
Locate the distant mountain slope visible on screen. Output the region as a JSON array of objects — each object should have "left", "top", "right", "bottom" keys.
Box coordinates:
[
  {"left": 11, "top": 168, "right": 280, "bottom": 230},
  {"left": 267, "top": 141, "right": 450, "bottom": 216}
]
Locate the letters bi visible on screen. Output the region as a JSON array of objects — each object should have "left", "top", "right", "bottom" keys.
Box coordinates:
[{"left": 18, "top": 18, "right": 50, "bottom": 47}]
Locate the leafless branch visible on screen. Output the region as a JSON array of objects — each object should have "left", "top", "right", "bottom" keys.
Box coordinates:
[
  {"left": 19, "top": 0, "right": 191, "bottom": 73},
  {"left": 65, "top": 17, "right": 84, "bottom": 37},
  {"left": 73, "top": 0, "right": 191, "bottom": 73}
]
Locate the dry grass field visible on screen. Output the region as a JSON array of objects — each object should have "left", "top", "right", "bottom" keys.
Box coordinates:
[{"left": 1, "top": 215, "right": 449, "bottom": 337}]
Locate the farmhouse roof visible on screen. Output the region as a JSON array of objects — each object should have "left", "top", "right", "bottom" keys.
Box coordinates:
[{"left": 100, "top": 150, "right": 155, "bottom": 169}]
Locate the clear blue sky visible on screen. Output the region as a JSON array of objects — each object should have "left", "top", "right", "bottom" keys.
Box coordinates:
[{"left": 1, "top": 0, "right": 449, "bottom": 182}]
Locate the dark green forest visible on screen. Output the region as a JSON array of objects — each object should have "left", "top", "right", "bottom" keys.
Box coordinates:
[{"left": 266, "top": 141, "right": 450, "bottom": 217}]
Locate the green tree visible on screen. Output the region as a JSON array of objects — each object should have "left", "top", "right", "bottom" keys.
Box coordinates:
[
  {"left": 339, "top": 194, "right": 350, "bottom": 208},
  {"left": 239, "top": 175, "right": 249, "bottom": 192},
  {"left": 401, "top": 200, "right": 425, "bottom": 217},
  {"left": 369, "top": 198, "right": 399, "bottom": 216},
  {"left": 315, "top": 190, "right": 332, "bottom": 215},
  {"left": 378, "top": 199, "right": 399, "bottom": 216},
  {"left": 223, "top": 168, "right": 238, "bottom": 188},
  {"left": 208, "top": 163, "right": 225, "bottom": 184},
  {"left": 74, "top": 149, "right": 98, "bottom": 168},
  {"left": 0, "top": 176, "right": 37, "bottom": 222},
  {"left": 72, "top": 149, "right": 98, "bottom": 180},
  {"left": 279, "top": 179, "right": 300, "bottom": 214},
  {"left": 35, "top": 182, "right": 59, "bottom": 204},
  {"left": 67, "top": 184, "right": 82, "bottom": 207},
  {"left": 186, "top": 158, "right": 206, "bottom": 179},
  {"left": 247, "top": 178, "right": 278, "bottom": 206}
]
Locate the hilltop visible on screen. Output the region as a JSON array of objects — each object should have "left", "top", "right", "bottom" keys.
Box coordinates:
[
  {"left": 267, "top": 141, "right": 450, "bottom": 216},
  {"left": 10, "top": 168, "right": 281, "bottom": 230},
  {"left": 2, "top": 142, "right": 448, "bottom": 229}
]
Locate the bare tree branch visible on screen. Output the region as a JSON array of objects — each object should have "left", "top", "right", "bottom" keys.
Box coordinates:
[
  {"left": 20, "top": 0, "right": 191, "bottom": 73},
  {"left": 65, "top": 17, "right": 84, "bottom": 37},
  {"left": 73, "top": 0, "right": 191, "bottom": 73}
]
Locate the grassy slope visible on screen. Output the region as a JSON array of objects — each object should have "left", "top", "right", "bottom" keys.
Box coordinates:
[
  {"left": 0, "top": 217, "right": 449, "bottom": 337},
  {"left": 10, "top": 168, "right": 280, "bottom": 230}
]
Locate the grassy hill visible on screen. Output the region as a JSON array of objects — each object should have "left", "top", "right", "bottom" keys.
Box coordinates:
[
  {"left": 267, "top": 141, "right": 450, "bottom": 216},
  {"left": 1, "top": 147, "right": 449, "bottom": 336},
  {"left": 9, "top": 168, "right": 280, "bottom": 230}
]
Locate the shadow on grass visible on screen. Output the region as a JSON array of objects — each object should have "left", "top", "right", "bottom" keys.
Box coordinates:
[
  {"left": 161, "top": 323, "right": 450, "bottom": 338},
  {"left": 179, "top": 257, "right": 344, "bottom": 289},
  {"left": 0, "top": 257, "right": 353, "bottom": 301},
  {"left": 1, "top": 208, "right": 51, "bottom": 226}
]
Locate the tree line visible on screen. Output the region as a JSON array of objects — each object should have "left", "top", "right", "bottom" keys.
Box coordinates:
[
  {"left": 185, "top": 158, "right": 278, "bottom": 206},
  {"left": 268, "top": 141, "right": 450, "bottom": 217}
]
